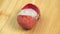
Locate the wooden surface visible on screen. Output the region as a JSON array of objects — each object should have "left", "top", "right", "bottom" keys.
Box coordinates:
[{"left": 0, "top": 0, "right": 60, "bottom": 34}]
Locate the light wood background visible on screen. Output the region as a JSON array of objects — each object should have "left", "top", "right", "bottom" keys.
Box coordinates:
[{"left": 0, "top": 0, "right": 60, "bottom": 34}]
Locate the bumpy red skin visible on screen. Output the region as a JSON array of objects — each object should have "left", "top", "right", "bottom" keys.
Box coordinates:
[
  {"left": 17, "top": 3, "right": 40, "bottom": 30},
  {"left": 17, "top": 15, "right": 36, "bottom": 29}
]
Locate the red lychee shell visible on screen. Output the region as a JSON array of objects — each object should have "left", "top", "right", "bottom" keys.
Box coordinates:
[{"left": 17, "top": 15, "right": 36, "bottom": 29}]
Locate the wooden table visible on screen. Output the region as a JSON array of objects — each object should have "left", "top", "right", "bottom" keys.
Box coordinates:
[{"left": 0, "top": 0, "right": 60, "bottom": 34}]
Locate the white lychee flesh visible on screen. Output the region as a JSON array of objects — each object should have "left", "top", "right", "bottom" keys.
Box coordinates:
[{"left": 18, "top": 8, "right": 38, "bottom": 19}]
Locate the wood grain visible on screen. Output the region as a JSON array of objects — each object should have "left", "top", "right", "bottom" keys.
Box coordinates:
[{"left": 0, "top": 0, "right": 60, "bottom": 34}]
